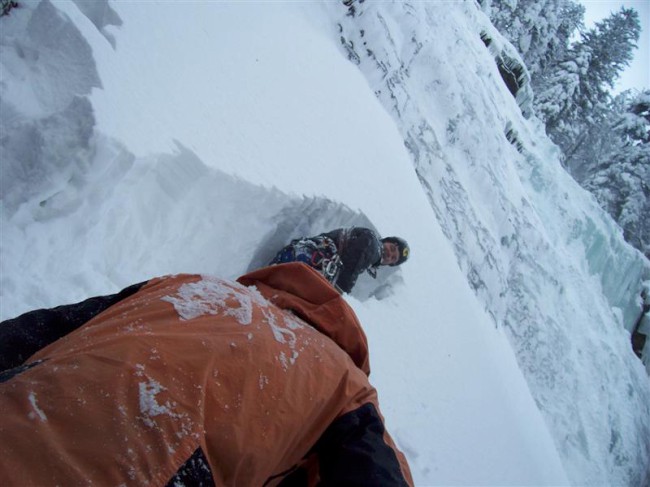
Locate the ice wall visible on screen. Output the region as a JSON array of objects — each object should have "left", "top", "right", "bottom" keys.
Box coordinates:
[{"left": 329, "top": 1, "right": 650, "bottom": 485}]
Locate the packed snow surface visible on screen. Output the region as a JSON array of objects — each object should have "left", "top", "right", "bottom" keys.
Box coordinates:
[{"left": 1, "top": 1, "right": 649, "bottom": 485}]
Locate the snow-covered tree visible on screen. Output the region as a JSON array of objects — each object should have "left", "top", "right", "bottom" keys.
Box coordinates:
[
  {"left": 527, "top": 5, "right": 642, "bottom": 200},
  {"left": 486, "top": 2, "right": 647, "bottom": 256},
  {"left": 617, "top": 91, "right": 650, "bottom": 144},
  {"left": 536, "top": 7, "right": 640, "bottom": 138},
  {"left": 485, "top": 0, "right": 584, "bottom": 78},
  {"left": 533, "top": 45, "right": 591, "bottom": 135},
  {"left": 579, "top": 8, "right": 640, "bottom": 91},
  {"left": 0, "top": 0, "right": 18, "bottom": 17},
  {"left": 487, "top": 2, "right": 639, "bottom": 151},
  {"left": 583, "top": 91, "right": 650, "bottom": 258}
]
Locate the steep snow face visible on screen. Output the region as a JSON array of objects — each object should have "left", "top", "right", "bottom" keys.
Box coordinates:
[
  {"left": 0, "top": 0, "right": 100, "bottom": 212},
  {"left": 330, "top": 1, "right": 650, "bottom": 485},
  {"left": 0, "top": 1, "right": 648, "bottom": 486}
]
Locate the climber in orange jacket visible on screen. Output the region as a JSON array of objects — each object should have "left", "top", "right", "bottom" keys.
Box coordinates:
[{"left": 0, "top": 263, "right": 413, "bottom": 486}]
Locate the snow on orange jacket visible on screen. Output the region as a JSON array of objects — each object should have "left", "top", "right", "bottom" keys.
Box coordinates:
[{"left": 0, "top": 263, "right": 412, "bottom": 486}]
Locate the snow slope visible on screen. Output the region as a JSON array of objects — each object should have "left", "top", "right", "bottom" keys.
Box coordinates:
[{"left": 0, "top": 1, "right": 648, "bottom": 485}]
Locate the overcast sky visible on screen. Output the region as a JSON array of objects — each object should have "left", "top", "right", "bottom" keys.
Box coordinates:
[{"left": 580, "top": 0, "right": 649, "bottom": 93}]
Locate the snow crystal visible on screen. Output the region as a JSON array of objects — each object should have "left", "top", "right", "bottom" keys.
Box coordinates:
[
  {"left": 263, "top": 309, "right": 297, "bottom": 347},
  {"left": 135, "top": 363, "right": 146, "bottom": 377},
  {"left": 135, "top": 365, "right": 195, "bottom": 448},
  {"left": 241, "top": 284, "right": 271, "bottom": 308},
  {"left": 278, "top": 351, "right": 289, "bottom": 371},
  {"left": 259, "top": 374, "right": 269, "bottom": 390},
  {"left": 162, "top": 276, "right": 260, "bottom": 324},
  {"left": 28, "top": 392, "right": 47, "bottom": 422},
  {"left": 282, "top": 311, "right": 306, "bottom": 331},
  {"left": 261, "top": 308, "right": 303, "bottom": 370},
  {"left": 138, "top": 379, "right": 174, "bottom": 427}
]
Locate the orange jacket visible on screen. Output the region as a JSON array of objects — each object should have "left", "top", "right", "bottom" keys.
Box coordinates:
[{"left": 0, "top": 263, "right": 412, "bottom": 486}]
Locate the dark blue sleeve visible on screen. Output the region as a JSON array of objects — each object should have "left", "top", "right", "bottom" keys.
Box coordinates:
[{"left": 0, "top": 281, "right": 147, "bottom": 372}]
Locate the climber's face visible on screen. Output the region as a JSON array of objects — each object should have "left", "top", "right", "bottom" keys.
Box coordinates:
[{"left": 381, "top": 242, "right": 400, "bottom": 266}]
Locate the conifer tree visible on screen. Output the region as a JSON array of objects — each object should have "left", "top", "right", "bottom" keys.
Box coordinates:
[
  {"left": 486, "top": 2, "right": 646, "bottom": 254},
  {"left": 536, "top": 7, "right": 640, "bottom": 159},
  {"left": 487, "top": 0, "right": 584, "bottom": 78},
  {"left": 583, "top": 90, "right": 650, "bottom": 258}
]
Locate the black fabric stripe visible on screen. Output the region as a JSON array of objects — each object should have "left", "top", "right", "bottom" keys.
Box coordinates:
[
  {"left": 275, "top": 465, "right": 308, "bottom": 487},
  {"left": 0, "top": 281, "right": 147, "bottom": 372},
  {"left": 0, "top": 359, "right": 46, "bottom": 383},
  {"left": 315, "top": 402, "right": 410, "bottom": 487},
  {"left": 263, "top": 463, "right": 307, "bottom": 487},
  {"left": 166, "top": 447, "right": 215, "bottom": 487}
]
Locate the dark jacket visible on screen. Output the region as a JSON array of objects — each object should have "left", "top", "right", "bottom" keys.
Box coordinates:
[
  {"left": 0, "top": 263, "right": 412, "bottom": 486},
  {"left": 321, "top": 227, "right": 383, "bottom": 294}
]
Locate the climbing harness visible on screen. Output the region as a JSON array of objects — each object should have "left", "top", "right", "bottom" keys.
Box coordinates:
[{"left": 271, "top": 236, "right": 342, "bottom": 286}]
